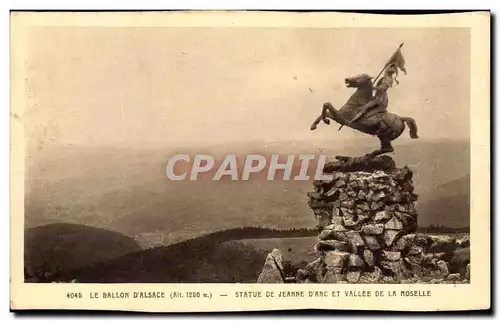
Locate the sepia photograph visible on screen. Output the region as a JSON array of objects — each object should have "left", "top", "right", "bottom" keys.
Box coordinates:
[{"left": 10, "top": 10, "right": 490, "bottom": 312}]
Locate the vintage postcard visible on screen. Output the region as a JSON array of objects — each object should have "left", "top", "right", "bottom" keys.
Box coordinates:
[{"left": 10, "top": 11, "right": 490, "bottom": 312}]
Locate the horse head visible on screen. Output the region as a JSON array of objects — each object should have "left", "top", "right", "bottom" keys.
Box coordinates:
[
  {"left": 344, "top": 73, "right": 373, "bottom": 89},
  {"left": 342, "top": 73, "right": 374, "bottom": 109}
]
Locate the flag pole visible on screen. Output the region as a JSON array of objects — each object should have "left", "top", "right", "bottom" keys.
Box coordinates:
[
  {"left": 371, "top": 42, "right": 404, "bottom": 85},
  {"left": 337, "top": 42, "right": 404, "bottom": 132}
]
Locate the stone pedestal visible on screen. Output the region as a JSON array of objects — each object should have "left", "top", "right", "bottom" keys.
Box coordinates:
[
  {"left": 256, "top": 155, "right": 471, "bottom": 284},
  {"left": 307, "top": 155, "right": 419, "bottom": 282}
]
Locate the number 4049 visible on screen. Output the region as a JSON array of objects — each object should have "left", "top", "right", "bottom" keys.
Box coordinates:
[{"left": 66, "top": 292, "right": 83, "bottom": 299}]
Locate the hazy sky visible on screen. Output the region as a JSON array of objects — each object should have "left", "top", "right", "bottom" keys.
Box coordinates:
[{"left": 24, "top": 27, "right": 470, "bottom": 149}]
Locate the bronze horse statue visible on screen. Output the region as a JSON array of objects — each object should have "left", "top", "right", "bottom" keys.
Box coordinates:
[{"left": 310, "top": 73, "right": 419, "bottom": 157}]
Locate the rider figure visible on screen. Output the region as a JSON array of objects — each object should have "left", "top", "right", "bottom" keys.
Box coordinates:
[{"left": 348, "top": 64, "right": 398, "bottom": 125}]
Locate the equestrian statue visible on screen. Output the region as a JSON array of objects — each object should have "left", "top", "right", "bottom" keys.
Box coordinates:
[{"left": 310, "top": 43, "right": 419, "bottom": 157}]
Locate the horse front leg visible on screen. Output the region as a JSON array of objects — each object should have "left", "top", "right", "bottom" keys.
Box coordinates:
[
  {"left": 322, "top": 102, "right": 347, "bottom": 126},
  {"left": 310, "top": 115, "right": 322, "bottom": 130},
  {"left": 310, "top": 111, "right": 334, "bottom": 130}
]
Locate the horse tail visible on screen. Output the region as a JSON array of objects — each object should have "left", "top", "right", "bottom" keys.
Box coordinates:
[{"left": 401, "top": 117, "right": 419, "bottom": 139}]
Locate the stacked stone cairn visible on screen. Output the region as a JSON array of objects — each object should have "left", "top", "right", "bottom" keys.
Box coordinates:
[
  {"left": 255, "top": 155, "right": 470, "bottom": 284},
  {"left": 298, "top": 155, "right": 461, "bottom": 283}
]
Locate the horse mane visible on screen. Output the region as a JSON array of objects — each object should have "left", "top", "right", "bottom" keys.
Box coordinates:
[{"left": 342, "top": 81, "right": 373, "bottom": 110}]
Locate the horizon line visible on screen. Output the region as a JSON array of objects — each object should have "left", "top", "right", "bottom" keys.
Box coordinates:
[{"left": 26, "top": 137, "right": 470, "bottom": 150}]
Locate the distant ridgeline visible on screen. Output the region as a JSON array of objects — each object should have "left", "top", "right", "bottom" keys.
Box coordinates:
[
  {"left": 138, "top": 225, "right": 468, "bottom": 241},
  {"left": 418, "top": 225, "right": 469, "bottom": 234},
  {"left": 188, "top": 226, "right": 470, "bottom": 238}
]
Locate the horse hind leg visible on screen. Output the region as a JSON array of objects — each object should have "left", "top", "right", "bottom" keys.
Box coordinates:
[
  {"left": 367, "top": 137, "right": 394, "bottom": 158},
  {"left": 379, "top": 138, "right": 394, "bottom": 154},
  {"left": 401, "top": 116, "right": 419, "bottom": 139}
]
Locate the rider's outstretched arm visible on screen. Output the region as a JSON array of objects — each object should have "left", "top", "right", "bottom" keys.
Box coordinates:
[
  {"left": 360, "top": 82, "right": 389, "bottom": 112},
  {"left": 360, "top": 97, "right": 381, "bottom": 112},
  {"left": 348, "top": 83, "right": 389, "bottom": 124}
]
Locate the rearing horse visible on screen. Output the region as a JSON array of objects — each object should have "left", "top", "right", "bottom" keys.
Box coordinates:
[{"left": 310, "top": 74, "right": 419, "bottom": 157}]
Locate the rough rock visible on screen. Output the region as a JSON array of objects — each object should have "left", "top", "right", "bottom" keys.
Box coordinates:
[
  {"left": 348, "top": 254, "right": 364, "bottom": 268},
  {"left": 315, "top": 263, "right": 327, "bottom": 283},
  {"left": 370, "top": 201, "right": 385, "bottom": 211},
  {"left": 394, "top": 212, "right": 416, "bottom": 227},
  {"left": 373, "top": 210, "right": 392, "bottom": 222},
  {"left": 341, "top": 207, "right": 354, "bottom": 215},
  {"left": 318, "top": 229, "right": 333, "bottom": 240},
  {"left": 437, "top": 260, "right": 449, "bottom": 277},
  {"left": 414, "top": 235, "right": 433, "bottom": 249},
  {"left": 347, "top": 181, "right": 359, "bottom": 189},
  {"left": 345, "top": 231, "right": 365, "bottom": 250},
  {"left": 295, "top": 269, "right": 308, "bottom": 282},
  {"left": 326, "top": 231, "right": 348, "bottom": 242},
  {"left": 371, "top": 191, "right": 386, "bottom": 202},
  {"left": 458, "top": 236, "right": 470, "bottom": 248},
  {"left": 396, "top": 204, "right": 409, "bottom": 212},
  {"left": 306, "top": 258, "right": 321, "bottom": 271},
  {"left": 322, "top": 271, "right": 344, "bottom": 283},
  {"left": 357, "top": 202, "right": 371, "bottom": 212},
  {"left": 362, "top": 224, "right": 385, "bottom": 235},
  {"left": 324, "top": 250, "right": 349, "bottom": 268},
  {"left": 402, "top": 257, "right": 422, "bottom": 274},
  {"left": 385, "top": 204, "right": 396, "bottom": 211},
  {"left": 381, "top": 260, "right": 408, "bottom": 280},
  {"left": 446, "top": 273, "right": 461, "bottom": 281},
  {"left": 383, "top": 230, "right": 400, "bottom": 247},
  {"left": 384, "top": 217, "right": 403, "bottom": 230},
  {"left": 420, "top": 254, "right": 434, "bottom": 266},
  {"left": 427, "top": 236, "right": 463, "bottom": 254},
  {"left": 313, "top": 209, "right": 333, "bottom": 230},
  {"left": 465, "top": 264, "right": 471, "bottom": 280},
  {"left": 257, "top": 249, "right": 285, "bottom": 283},
  {"left": 393, "top": 234, "right": 416, "bottom": 251},
  {"left": 316, "top": 240, "right": 350, "bottom": 252},
  {"left": 335, "top": 180, "right": 346, "bottom": 188},
  {"left": 342, "top": 199, "right": 356, "bottom": 209},
  {"left": 346, "top": 271, "right": 361, "bottom": 283},
  {"left": 330, "top": 215, "right": 344, "bottom": 225},
  {"left": 382, "top": 251, "right": 401, "bottom": 261},
  {"left": 363, "top": 249, "right": 375, "bottom": 267},
  {"left": 407, "top": 246, "right": 423, "bottom": 257},
  {"left": 343, "top": 214, "right": 362, "bottom": 228},
  {"left": 362, "top": 267, "right": 383, "bottom": 283},
  {"left": 355, "top": 208, "right": 365, "bottom": 217},
  {"left": 347, "top": 190, "right": 358, "bottom": 198},
  {"left": 434, "top": 252, "right": 446, "bottom": 260},
  {"left": 325, "top": 187, "right": 340, "bottom": 198},
  {"left": 364, "top": 235, "right": 381, "bottom": 251},
  {"left": 333, "top": 224, "right": 350, "bottom": 232}
]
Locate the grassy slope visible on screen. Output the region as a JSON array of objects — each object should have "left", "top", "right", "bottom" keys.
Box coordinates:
[
  {"left": 38, "top": 227, "right": 468, "bottom": 283},
  {"left": 24, "top": 223, "right": 142, "bottom": 280}
]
